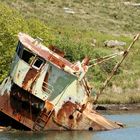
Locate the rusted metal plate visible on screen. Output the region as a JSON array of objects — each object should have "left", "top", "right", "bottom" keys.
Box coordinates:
[
  {"left": 0, "top": 93, "right": 34, "bottom": 130},
  {"left": 22, "top": 68, "right": 38, "bottom": 91}
]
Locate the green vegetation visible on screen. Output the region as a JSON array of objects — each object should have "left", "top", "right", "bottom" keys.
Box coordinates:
[
  {"left": 98, "top": 92, "right": 140, "bottom": 104},
  {"left": 0, "top": 0, "right": 140, "bottom": 103},
  {"left": 0, "top": 3, "right": 54, "bottom": 82}
]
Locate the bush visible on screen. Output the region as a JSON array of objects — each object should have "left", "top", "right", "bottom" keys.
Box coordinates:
[{"left": 0, "top": 3, "right": 52, "bottom": 83}]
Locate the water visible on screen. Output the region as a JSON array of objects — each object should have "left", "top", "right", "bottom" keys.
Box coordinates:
[{"left": 0, "top": 111, "right": 140, "bottom": 140}]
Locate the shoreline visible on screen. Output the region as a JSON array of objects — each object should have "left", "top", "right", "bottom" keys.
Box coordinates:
[{"left": 94, "top": 103, "right": 140, "bottom": 111}]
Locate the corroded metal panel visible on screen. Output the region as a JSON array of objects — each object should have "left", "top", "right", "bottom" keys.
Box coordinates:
[
  {"left": 22, "top": 68, "right": 38, "bottom": 90},
  {"left": 52, "top": 80, "right": 86, "bottom": 110},
  {"left": 0, "top": 92, "right": 34, "bottom": 130},
  {"left": 31, "top": 63, "right": 50, "bottom": 100},
  {"left": 46, "top": 64, "right": 76, "bottom": 101},
  {"left": 12, "top": 59, "right": 30, "bottom": 87}
]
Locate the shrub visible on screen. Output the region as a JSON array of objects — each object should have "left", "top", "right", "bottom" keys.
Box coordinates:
[{"left": 0, "top": 3, "right": 52, "bottom": 83}]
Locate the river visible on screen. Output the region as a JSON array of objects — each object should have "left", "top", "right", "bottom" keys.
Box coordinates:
[{"left": 0, "top": 111, "right": 140, "bottom": 140}]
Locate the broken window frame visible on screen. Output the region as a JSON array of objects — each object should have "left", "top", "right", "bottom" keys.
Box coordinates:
[
  {"left": 16, "top": 41, "right": 45, "bottom": 70},
  {"left": 16, "top": 41, "right": 35, "bottom": 64},
  {"left": 16, "top": 41, "right": 23, "bottom": 58},
  {"left": 21, "top": 48, "right": 35, "bottom": 64},
  {"left": 32, "top": 57, "right": 45, "bottom": 70}
]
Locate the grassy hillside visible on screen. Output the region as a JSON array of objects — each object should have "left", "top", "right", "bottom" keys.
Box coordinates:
[
  {"left": 0, "top": 0, "right": 140, "bottom": 103},
  {"left": 1, "top": 0, "right": 140, "bottom": 35}
]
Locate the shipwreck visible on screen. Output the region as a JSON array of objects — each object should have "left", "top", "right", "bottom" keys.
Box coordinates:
[{"left": 0, "top": 32, "right": 139, "bottom": 131}]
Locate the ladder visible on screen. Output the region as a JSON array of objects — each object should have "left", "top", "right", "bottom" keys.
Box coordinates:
[{"left": 33, "top": 108, "right": 54, "bottom": 131}]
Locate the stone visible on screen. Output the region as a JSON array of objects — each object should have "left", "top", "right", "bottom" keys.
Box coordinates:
[{"left": 104, "top": 40, "right": 126, "bottom": 48}]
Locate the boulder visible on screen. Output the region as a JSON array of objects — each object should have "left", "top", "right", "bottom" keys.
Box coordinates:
[{"left": 104, "top": 40, "right": 126, "bottom": 48}]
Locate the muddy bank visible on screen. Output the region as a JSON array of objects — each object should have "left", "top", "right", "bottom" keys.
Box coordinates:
[{"left": 95, "top": 103, "right": 140, "bottom": 111}]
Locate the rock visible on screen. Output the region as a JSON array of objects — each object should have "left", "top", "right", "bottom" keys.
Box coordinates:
[
  {"left": 124, "top": 2, "right": 140, "bottom": 7},
  {"left": 104, "top": 40, "right": 126, "bottom": 48},
  {"left": 91, "top": 39, "right": 97, "bottom": 47},
  {"left": 120, "top": 106, "right": 129, "bottom": 111},
  {"left": 63, "top": 7, "right": 75, "bottom": 14},
  {"left": 96, "top": 105, "right": 107, "bottom": 110}
]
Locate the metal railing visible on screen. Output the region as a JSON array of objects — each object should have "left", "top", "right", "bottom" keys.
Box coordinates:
[{"left": 42, "top": 81, "right": 54, "bottom": 95}]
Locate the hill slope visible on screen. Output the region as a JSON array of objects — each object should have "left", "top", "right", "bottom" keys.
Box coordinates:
[
  {"left": 0, "top": 0, "right": 140, "bottom": 103},
  {"left": 1, "top": 0, "right": 140, "bottom": 35}
]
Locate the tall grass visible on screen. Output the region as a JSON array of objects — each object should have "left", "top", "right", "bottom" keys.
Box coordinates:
[{"left": 97, "top": 92, "right": 140, "bottom": 104}]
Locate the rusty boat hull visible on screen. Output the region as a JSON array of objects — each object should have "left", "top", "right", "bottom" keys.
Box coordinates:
[
  {"left": 0, "top": 33, "right": 122, "bottom": 131},
  {"left": 0, "top": 91, "right": 121, "bottom": 131}
]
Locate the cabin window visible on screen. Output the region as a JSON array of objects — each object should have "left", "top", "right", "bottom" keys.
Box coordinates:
[
  {"left": 21, "top": 49, "right": 35, "bottom": 64},
  {"left": 16, "top": 41, "right": 23, "bottom": 57},
  {"left": 32, "top": 57, "right": 44, "bottom": 70}
]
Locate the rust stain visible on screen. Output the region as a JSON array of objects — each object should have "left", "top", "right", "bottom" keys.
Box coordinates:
[
  {"left": 48, "top": 45, "right": 65, "bottom": 57},
  {"left": 44, "top": 101, "right": 54, "bottom": 112},
  {"left": 48, "top": 55, "right": 65, "bottom": 69},
  {"left": 42, "top": 66, "right": 52, "bottom": 91},
  {"left": 56, "top": 101, "right": 79, "bottom": 129},
  {"left": 22, "top": 68, "right": 38, "bottom": 91}
]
